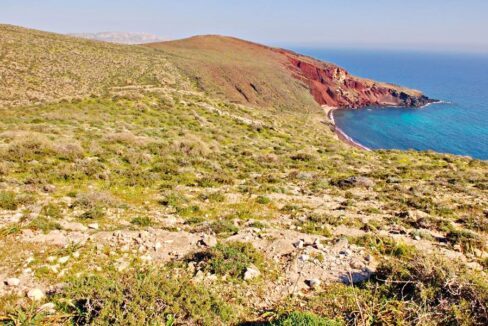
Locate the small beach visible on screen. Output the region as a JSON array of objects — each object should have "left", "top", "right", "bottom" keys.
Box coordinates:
[{"left": 323, "top": 105, "right": 371, "bottom": 151}]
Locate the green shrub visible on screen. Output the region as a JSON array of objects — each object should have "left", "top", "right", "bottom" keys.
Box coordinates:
[
  {"left": 131, "top": 216, "right": 153, "bottom": 227},
  {"left": 256, "top": 195, "right": 271, "bottom": 205},
  {"left": 40, "top": 203, "right": 62, "bottom": 219},
  {"left": 79, "top": 206, "right": 105, "bottom": 220},
  {"left": 28, "top": 216, "right": 61, "bottom": 233},
  {"left": 273, "top": 312, "right": 342, "bottom": 326},
  {"left": 0, "top": 191, "right": 19, "bottom": 210},
  {"left": 210, "top": 220, "right": 239, "bottom": 236},
  {"left": 350, "top": 235, "right": 416, "bottom": 257},
  {"left": 446, "top": 229, "right": 485, "bottom": 253},
  {"left": 57, "top": 267, "right": 236, "bottom": 325},
  {"left": 190, "top": 242, "right": 264, "bottom": 279}
]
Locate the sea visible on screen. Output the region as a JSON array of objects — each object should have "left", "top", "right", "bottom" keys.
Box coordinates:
[{"left": 292, "top": 48, "right": 488, "bottom": 160}]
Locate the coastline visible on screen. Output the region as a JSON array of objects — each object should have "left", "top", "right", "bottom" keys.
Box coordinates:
[{"left": 322, "top": 105, "right": 371, "bottom": 151}]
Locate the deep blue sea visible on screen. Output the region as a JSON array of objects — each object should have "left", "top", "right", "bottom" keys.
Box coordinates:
[{"left": 292, "top": 48, "right": 488, "bottom": 160}]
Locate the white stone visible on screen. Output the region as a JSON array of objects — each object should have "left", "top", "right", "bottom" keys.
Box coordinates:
[
  {"left": 27, "top": 288, "right": 45, "bottom": 301},
  {"left": 294, "top": 240, "right": 304, "bottom": 249},
  {"left": 116, "top": 261, "right": 130, "bottom": 272},
  {"left": 298, "top": 254, "right": 310, "bottom": 262},
  {"left": 306, "top": 279, "right": 321, "bottom": 289},
  {"left": 39, "top": 302, "right": 56, "bottom": 314},
  {"left": 72, "top": 251, "right": 80, "bottom": 258},
  {"left": 88, "top": 223, "right": 99, "bottom": 230},
  {"left": 154, "top": 242, "right": 162, "bottom": 251},
  {"left": 243, "top": 266, "right": 261, "bottom": 280},
  {"left": 200, "top": 235, "right": 217, "bottom": 247},
  {"left": 58, "top": 256, "right": 70, "bottom": 264},
  {"left": 5, "top": 278, "right": 20, "bottom": 287}
]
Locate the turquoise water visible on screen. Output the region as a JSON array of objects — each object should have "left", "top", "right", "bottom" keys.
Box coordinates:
[{"left": 292, "top": 48, "right": 488, "bottom": 160}]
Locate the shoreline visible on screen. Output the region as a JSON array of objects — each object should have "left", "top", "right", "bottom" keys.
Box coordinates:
[{"left": 323, "top": 105, "right": 371, "bottom": 151}]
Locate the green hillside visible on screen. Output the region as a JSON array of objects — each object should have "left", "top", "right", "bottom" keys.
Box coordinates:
[{"left": 0, "top": 25, "right": 486, "bottom": 325}]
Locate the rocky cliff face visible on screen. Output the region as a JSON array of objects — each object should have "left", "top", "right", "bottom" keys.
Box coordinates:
[{"left": 278, "top": 49, "right": 435, "bottom": 108}]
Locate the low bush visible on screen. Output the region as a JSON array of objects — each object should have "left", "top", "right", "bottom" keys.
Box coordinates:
[
  {"left": 189, "top": 241, "right": 264, "bottom": 279},
  {"left": 56, "top": 267, "right": 236, "bottom": 325}
]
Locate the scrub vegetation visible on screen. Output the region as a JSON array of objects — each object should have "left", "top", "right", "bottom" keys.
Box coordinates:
[{"left": 0, "top": 24, "right": 486, "bottom": 325}]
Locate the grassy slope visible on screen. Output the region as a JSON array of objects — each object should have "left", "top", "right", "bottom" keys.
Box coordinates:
[
  {"left": 0, "top": 24, "right": 188, "bottom": 108},
  {"left": 0, "top": 25, "right": 486, "bottom": 324},
  {"left": 146, "top": 35, "right": 321, "bottom": 111}
]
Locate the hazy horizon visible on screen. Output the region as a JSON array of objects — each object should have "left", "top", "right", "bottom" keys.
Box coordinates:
[{"left": 2, "top": 0, "right": 488, "bottom": 54}]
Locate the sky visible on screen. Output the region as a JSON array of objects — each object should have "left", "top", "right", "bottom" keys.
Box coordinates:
[{"left": 1, "top": 0, "right": 488, "bottom": 53}]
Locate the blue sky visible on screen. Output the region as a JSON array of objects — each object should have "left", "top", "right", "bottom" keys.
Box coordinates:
[{"left": 2, "top": 0, "right": 488, "bottom": 52}]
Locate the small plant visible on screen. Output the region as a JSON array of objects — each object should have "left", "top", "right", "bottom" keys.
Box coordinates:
[
  {"left": 256, "top": 195, "right": 271, "bottom": 204},
  {"left": 0, "top": 191, "right": 19, "bottom": 210},
  {"left": 210, "top": 220, "right": 239, "bottom": 236},
  {"left": 40, "top": 203, "right": 62, "bottom": 219},
  {"left": 79, "top": 206, "right": 105, "bottom": 220},
  {"left": 273, "top": 311, "right": 342, "bottom": 326},
  {"left": 446, "top": 228, "right": 485, "bottom": 253},
  {"left": 131, "top": 216, "right": 153, "bottom": 227},
  {"left": 190, "top": 241, "right": 264, "bottom": 279},
  {"left": 28, "top": 216, "right": 61, "bottom": 233}
]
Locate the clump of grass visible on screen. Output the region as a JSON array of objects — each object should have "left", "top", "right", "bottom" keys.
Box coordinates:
[
  {"left": 0, "top": 191, "right": 34, "bottom": 210},
  {"left": 256, "top": 195, "right": 271, "bottom": 205},
  {"left": 55, "top": 267, "right": 236, "bottom": 325},
  {"left": 40, "top": 203, "right": 62, "bottom": 219},
  {"left": 199, "top": 191, "right": 225, "bottom": 203},
  {"left": 446, "top": 228, "right": 485, "bottom": 253},
  {"left": 189, "top": 241, "right": 264, "bottom": 279},
  {"left": 298, "top": 221, "right": 332, "bottom": 237},
  {"left": 131, "top": 216, "right": 153, "bottom": 227},
  {"left": 28, "top": 216, "right": 61, "bottom": 233},
  {"left": 350, "top": 235, "right": 416, "bottom": 257},
  {"left": 210, "top": 220, "right": 239, "bottom": 236},
  {"left": 272, "top": 311, "right": 342, "bottom": 326},
  {"left": 0, "top": 191, "right": 19, "bottom": 210},
  {"left": 79, "top": 206, "right": 105, "bottom": 220}
]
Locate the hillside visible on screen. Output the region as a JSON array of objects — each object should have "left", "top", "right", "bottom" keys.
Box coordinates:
[
  {"left": 0, "top": 25, "right": 188, "bottom": 108},
  {"left": 0, "top": 25, "right": 486, "bottom": 325},
  {"left": 147, "top": 35, "right": 433, "bottom": 109}
]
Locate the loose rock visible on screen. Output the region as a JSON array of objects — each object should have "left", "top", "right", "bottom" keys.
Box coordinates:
[
  {"left": 243, "top": 266, "right": 261, "bottom": 280},
  {"left": 5, "top": 277, "right": 20, "bottom": 287},
  {"left": 27, "top": 288, "right": 45, "bottom": 301}
]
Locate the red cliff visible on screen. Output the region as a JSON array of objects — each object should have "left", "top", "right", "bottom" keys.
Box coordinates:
[{"left": 276, "top": 49, "right": 434, "bottom": 108}]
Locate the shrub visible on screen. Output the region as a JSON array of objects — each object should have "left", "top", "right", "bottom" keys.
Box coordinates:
[
  {"left": 210, "top": 220, "right": 239, "bottom": 236},
  {"left": 446, "top": 229, "right": 485, "bottom": 253},
  {"left": 189, "top": 242, "right": 264, "bottom": 279},
  {"left": 40, "top": 203, "right": 62, "bottom": 219},
  {"left": 273, "top": 312, "right": 342, "bottom": 326},
  {"left": 79, "top": 206, "right": 105, "bottom": 220},
  {"left": 131, "top": 216, "right": 153, "bottom": 227},
  {"left": 350, "top": 235, "right": 416, "bottom": 257},
  {"left": 28, "top": 216, "right": 61, "bottom": 233},
  {"left": 256, "top": 195, "right": 271, "bottom": 205},
  {"left": 374, "top": 254, "right": 488, "bottom": 324},
  {"left": 58, "top": 267, "right": 236, "bottom": 325},
  {"left": 0, "top": 191, "right": 19, "bottom": 210}
]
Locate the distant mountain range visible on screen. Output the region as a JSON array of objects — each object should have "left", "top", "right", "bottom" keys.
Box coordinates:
[{"left": 69, "top": 32, "right": 166, "bottom": 44}]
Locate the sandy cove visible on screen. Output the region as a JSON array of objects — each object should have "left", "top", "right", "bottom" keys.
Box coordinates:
[{"left": 322, "top": 105, "right": 371, "bottom": 151}]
